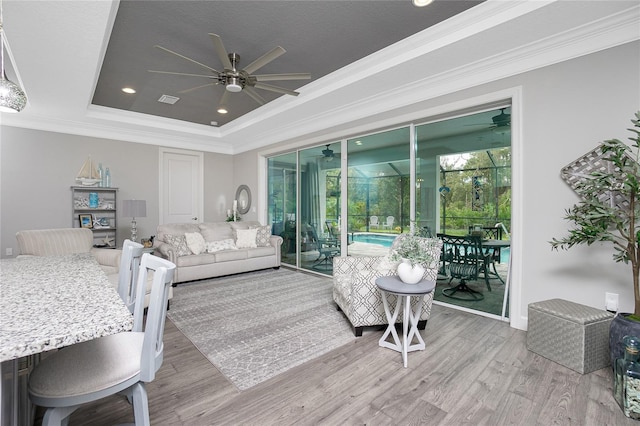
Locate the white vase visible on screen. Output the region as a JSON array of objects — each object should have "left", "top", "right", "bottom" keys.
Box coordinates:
[{"left": 397, "top": 259, "right": 425, "bottom": 284}]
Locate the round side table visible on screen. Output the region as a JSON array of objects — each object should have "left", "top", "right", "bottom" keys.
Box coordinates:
[{"left": 375, "top": 276, "right": 436, "bottom": 368}]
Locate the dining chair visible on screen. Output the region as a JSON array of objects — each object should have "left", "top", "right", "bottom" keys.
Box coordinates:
[
  {"left": 437, "top": 234, "right": 492, "bottom": 301},
  {"left": 28, "top": 254, "right": 176, "bottom": 426},
  {"left": 118, "top": 239, "right": 144, "bottom": 315}
]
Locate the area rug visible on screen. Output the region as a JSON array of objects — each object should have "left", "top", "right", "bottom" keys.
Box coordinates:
[{"left": 166, "top": 268, "right": 355, "bottom": 390}]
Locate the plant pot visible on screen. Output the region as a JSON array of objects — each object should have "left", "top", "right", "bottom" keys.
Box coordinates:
[
  {"left": 397, "top": 260, "right": 425, "bottom": 284},
  {"left": 610, "top": 313, "right": 640, "bottom": 366}
]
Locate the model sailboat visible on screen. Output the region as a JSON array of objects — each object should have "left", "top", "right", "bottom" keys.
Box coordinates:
[{"left": 75, "top": 156, "right": 102, "bottom": 186}]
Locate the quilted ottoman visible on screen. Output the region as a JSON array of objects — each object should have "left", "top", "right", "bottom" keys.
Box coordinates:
[{"left": 527, "top": 298, "right": 614, "bottom": 374}]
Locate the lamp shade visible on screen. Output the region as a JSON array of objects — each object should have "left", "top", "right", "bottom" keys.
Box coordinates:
[
  {"left": 122, "top": 199, "right": 146, "bottom": 218},
  {"left": 0, "top": 76, "right": 27, "bottom": 113}
]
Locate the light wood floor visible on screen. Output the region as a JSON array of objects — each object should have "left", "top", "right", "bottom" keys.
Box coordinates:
[{"left": 38, "top": 304, "right": 633, "bottom": 425}]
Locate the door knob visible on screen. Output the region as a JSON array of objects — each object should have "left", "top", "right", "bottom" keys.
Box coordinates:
[{"left": 192, "top": 217, "right": 198, "bottom": 221}]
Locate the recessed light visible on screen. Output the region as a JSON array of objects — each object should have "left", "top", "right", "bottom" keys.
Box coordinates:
[
  {"left": 122, "top": 87, "right": 136, "bottom": 94},
  {"left": 217, "top": 107, "right": 228, "bottom": 114},
  {"left": 412, "top": 0, "right": 433, "bottom": 6}
]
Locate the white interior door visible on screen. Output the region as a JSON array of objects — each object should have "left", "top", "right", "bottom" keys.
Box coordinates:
[{"left": 160, "top": 148, "right": 203, "bottom": 224}]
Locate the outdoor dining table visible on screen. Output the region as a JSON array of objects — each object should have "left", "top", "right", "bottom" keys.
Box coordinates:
[
  {"left": 0, "top": 253, "right": 133, "bottom": 426},
  {"left": 481, "top": 239, "right": 511, "bottom": 284}
]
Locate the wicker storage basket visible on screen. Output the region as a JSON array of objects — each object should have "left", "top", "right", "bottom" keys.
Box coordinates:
[{"left": 527, "top": 298, "right": 614, "bottom": 374}]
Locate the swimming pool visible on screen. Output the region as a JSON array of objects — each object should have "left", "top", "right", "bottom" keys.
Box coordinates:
[
  {"left": 351, "top": 233, "right": 397, "bottom": 247},
  {"left": 352, "top": 233, "right": 511, "bottom": 263}
]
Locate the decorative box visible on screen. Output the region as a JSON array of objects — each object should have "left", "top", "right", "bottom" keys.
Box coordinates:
[{"left": 527, "top": 298, "right": 614, "bottom": 374}]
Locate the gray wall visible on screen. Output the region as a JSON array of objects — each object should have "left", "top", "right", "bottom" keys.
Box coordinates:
[
  {"left": 234, "top": 40, "right": 640, "bottom": 329},
  {"left": 1, "top": 41, "right": 638, "bottom": 329},
  {"left": 0, "top": 128, "right": 233, "bottom": 255}
]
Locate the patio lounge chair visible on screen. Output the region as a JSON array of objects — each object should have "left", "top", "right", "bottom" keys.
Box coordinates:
[
  {"left": 382, "top": 216, "right": 395, "bottom": 230},
  {"left": 307, "top": 224, "right": 340, "bottom": 270},
  {"left": 369, "top": 216, "right": 379, "bottom": 229}
]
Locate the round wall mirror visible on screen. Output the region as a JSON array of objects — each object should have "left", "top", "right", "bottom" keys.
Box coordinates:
[{"left": 235, "top": 185, "right": 251, "bottom": 215}]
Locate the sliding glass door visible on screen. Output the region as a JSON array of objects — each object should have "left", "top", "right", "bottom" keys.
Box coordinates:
[
  {"left": 266, "top": 105, "right": 512, "bottom": 321},
  {"left": 267, "top": 153, "right": 297, "bottom": 267},
  {"left": 346, "top": 127, "right": 410, "bottom": 256},
  {"left": 415, "top": 106, "right": 512, "bottom": 319}
]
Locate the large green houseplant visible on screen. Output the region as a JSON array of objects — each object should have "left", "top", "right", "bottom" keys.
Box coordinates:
[{"left": 550, "top": 111, "right": 640, "bottom": 363}]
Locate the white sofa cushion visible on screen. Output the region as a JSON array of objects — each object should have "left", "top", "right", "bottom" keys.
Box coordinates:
[
  {"left": 184, "top": 232, "right": 206, "bottom": 255},
  {"left": 206, "top": 239, "right": 237, "bottom": 252},
  {"left": 235, "top": 228, "right": 258, "bottom": 249},
  {"left": 199, "top": 223, "right": 234, "bottom": 242}
]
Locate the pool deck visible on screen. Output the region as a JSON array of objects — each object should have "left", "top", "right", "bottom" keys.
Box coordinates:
[{"left": 347, "top": 241, "right": 390, "bottom": 257}]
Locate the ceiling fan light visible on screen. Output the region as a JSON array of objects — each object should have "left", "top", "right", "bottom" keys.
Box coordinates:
[
  {"left": 226, "top": 76, "right": 242, "bottom": 93},
  {"left": 0, "top": 76, "right": 27, "bottom": 113}
]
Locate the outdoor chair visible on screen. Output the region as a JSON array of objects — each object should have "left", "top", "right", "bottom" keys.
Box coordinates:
[
  {"left": 468, "top": 225, "right": 504, "bottom": 262},
  {"left": 307, "top": 224, "right": 340, "bottom": 271},
  {"left": 437, "top": 234, "right": 493, "bottom": 301},
  {"left": 332, "top": 234, "right": 442, "bottom": 336},
  {"left": 382, "top": 216, "right": 395, "bottom": 230},
  {"left": 369, "top": 216, "right": 379, "bottom": 229}
]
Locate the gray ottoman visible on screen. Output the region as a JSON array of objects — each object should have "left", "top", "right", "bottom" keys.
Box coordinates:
[{"left": 527, "top": 298, "right": 614, "bottom": 374}]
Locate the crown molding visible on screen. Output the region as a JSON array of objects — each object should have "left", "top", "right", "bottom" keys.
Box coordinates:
[
  {"left": 2, "top": 1, "right": 637, "bottom": 155},
  {"left": 229, "top": 2, "right": 640, "bottom": 153}
]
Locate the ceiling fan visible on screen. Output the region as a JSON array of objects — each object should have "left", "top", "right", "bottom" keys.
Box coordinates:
[
  {"left": 322, "top": 144, "right": 335, "bottom": 162},
  {"left": 148, "top": 33, "right": 311, "bottom": 111},
  {"left": 464, "top": 108, "right": 511, "bottom": 130},
  {"left": 489, "top": 108, "right": 511, "bottom": 128}
]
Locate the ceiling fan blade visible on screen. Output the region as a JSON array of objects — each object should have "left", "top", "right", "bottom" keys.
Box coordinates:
[
  {"left": 148, "top": 70, "right": 217, "bottom": 79},
  {"left": 178, "top": 82, "right": 217, "bottom": 94},
  {"left": 254, "top": 73, "right": 311, "bottom": 82},
  {"left": 154, "top": 45, "right": 220, "bottom": 74},
  {"left": 254, "top": 82, "right": 300, "bottom": 97},
  {"left": 208, "top": 33, "right": 233, "bottom": 70},
  {"left": 243, "top": 86, "right": 266, "bottom": 105},
  {"left": 242, "top": 46, "right": 286, "bottom": 75}
]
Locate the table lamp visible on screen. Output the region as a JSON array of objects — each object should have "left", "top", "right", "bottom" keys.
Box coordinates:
[{"left": 122, "top": 199, "right": 146, "bottom": 242}]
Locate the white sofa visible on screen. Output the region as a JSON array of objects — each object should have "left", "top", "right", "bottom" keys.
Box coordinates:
[
  {"left": 332, "top": 234, "right": 443, "bottom": 336},
  {"left": 15, "top": 228, "right": 172, "bottom": 308},
  {"left": 154, "top": 221, "right": 283, "bottom": 284}
]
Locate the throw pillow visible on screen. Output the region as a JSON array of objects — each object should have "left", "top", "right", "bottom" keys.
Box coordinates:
[
  {"left": 184, "top": 232, "right": 206, "bottom": 255},
  {"left": 235, "top": 228, "right": 258, "bottom": 249},
  {"left": 205, "top": 239, "right": 237, "bottom": 253},
  {"left": 252, "top": 225, "right": 272, "bottom": 247},
  {"left": 164, "top": 234, "right": 192, "bottom": 257}
]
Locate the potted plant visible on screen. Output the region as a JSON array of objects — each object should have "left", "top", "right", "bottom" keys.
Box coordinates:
[
  {"left": 550, "top": 111, "right": 640, "bottom": 364},
  {"left": 390, "top": 230, "right": 439, "bottom": 284}
]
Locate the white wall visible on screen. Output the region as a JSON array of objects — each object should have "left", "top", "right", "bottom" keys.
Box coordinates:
[
  {"left": 2, "top": 40, "right": 638, "bottom": 331},
  {"left": 0, "top": 128, "right": 234, "bottom": 256},
  {"left": 236, "top": 40, "right": 640, "bottom": 330}
]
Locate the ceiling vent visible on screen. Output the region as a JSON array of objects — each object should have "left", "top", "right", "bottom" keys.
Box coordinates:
[{"left": 158, "top": 94, "right": 180, "bottom": 105}]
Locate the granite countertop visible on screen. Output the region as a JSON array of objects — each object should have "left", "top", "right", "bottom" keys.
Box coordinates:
[{"left": 0, "top": 253, "right": 133, "bottom": 362}]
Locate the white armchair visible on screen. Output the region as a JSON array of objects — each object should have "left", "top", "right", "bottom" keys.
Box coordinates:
[
  {"left": 332, "top": 235, "right": 442, "bottom": 336},
  {"left": 16, "top": 228, "right": 121, "bottom": 276},
  {"left": 15, "top": 228, "right": 172, "bottom": 308}
]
